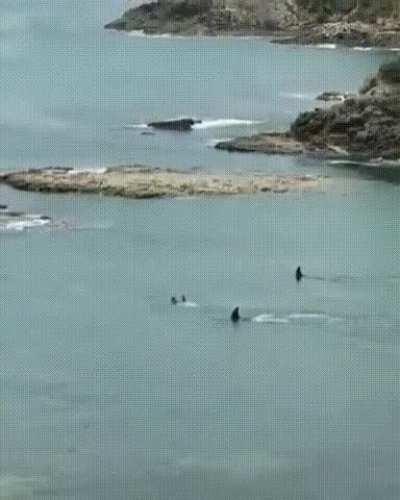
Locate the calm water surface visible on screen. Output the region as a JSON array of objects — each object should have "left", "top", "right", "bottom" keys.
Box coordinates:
[{"left": 0, "top": 1, "right": 399, "bottom": 499}]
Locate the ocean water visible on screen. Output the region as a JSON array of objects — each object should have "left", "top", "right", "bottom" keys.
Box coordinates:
[{"left": 1, "top": 1, "right": 400, "bottom": 500}]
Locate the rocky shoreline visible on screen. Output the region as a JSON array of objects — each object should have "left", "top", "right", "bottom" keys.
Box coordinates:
[
  {"left": 104, "top": 0, "right": 296, "bottom": 37},
  {"left": 276, "top": 20, "right": 400, "bottom": 48},
  {"left": 216, "top": 62, "right": 400, "bottom": 161},
  {"left": 105, "top": 1, "right": 400, "bottom": 48},
  {"left": 0, "top": 167, "right": 322, "bottom": 199}
]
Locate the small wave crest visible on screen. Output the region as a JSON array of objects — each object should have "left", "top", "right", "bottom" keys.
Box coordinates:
[
  {"left": 251, "top": 311, "right": 341, "bottom": 324},
  {"left": 123, "top": 123, "right": 149, "bottom": 129},
  {"left": 281, "top": 92, "right": 315, "bottom": 101},
  {"left": 0, "top": 211, "right": 51, "bottom": 232},
  {"left": 3, "top": 219, "right": 50, "bottom": 232},
  {"left": 288, "top": 312, "right": 341, "bottom": 322},
  {"left": 314, "top": 43, "right": 337, "bottom": 49},
  {"left": 178, "top": 301, "right": 199, "bottom": 308},
  {"left": 127, "top": 30, "right": 176, "bottom": 39},
  {"left": 252, "top": 314, "right": 289, "bottom": 324}
]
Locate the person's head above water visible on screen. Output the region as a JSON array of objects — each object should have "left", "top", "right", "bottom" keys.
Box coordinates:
[
  {"left": 296, "top": 266, "right": 303, "bottom": 281},
  {"left": 171, "top": 296, "right": 178, "bottom": 305},
  {"left": 230, "top": 306, "right": 240, "bottom": 322}
]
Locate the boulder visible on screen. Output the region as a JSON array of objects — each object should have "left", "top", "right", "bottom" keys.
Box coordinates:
[{"left": 148, "top": 118, "right": 201, "bottom": 131}]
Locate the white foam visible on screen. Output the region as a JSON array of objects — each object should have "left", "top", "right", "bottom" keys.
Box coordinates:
[
  {"left": 353, "top": 46, "right": 373, "bottom": 51},
  {"left": 288, "top": 313, "right": 341, "bottom": 323},
  {"left": 192, "top": 119, "right": 259, "bottom": 129},
  {"left": 67, "top": 168, "right": 107, "bottom": 175},
  {"left": 206, "top": 138, "right": 232, "bottom": 147},
  {"left": 252, "top": 314, "right": 289, "bottom": 324},
  {"left": 127, "top": 30, "right": 146, "bottom": 37},
  {"left": 178, "top": 301, "right": 198, "bottom": 308},
  {"left": 127, "top": 30, "right": 176, "bottom": 39},
  {"left": 314, "top": 43, "right": 337, "bottom": 50},
  {"left": 288, "top": 313, "right": 328, "bottom": 320},
  {"left": 3, "top": 218, "right": 50, "bottom": 231},
  {"left": 124, "top": 123, "right": 149, "bottom": 129},
  {"left": 281, "top": 92, "right": 315, "bottom": 101}
]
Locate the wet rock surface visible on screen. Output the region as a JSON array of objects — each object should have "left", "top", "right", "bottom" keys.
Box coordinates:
[
  {"left": 148, "top": 118, "right": 201, "bottom": 131},
  {"left": 215, "top": 133, "right": 307, "bottom": 155}
]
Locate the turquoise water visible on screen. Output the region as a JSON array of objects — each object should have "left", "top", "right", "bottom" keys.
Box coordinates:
[{"left": 1, "top": 1, "right": 400, "bottom": 499}]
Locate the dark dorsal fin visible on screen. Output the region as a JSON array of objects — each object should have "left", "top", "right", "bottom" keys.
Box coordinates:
[{"left": 230, "top": 306, "right": 240, "bottom": 322}]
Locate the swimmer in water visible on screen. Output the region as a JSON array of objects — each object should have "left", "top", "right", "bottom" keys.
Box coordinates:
[{"left": 171, "top": 296, "right": 178, "bottom": 305}]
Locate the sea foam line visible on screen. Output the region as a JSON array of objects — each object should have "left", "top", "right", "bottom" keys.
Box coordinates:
[{"left": 2, "top": 219, "right": 50, "bottom": 232}]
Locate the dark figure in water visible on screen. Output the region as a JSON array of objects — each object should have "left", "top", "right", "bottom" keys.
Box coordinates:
[
  {"left": 181, "top": 295, "right": 186, "bottom": 303},
  {"left": 230, "top": 307, "right": 240, "bottom": 323},
  {"left": 171, "top": 296, "right": 178, "bottom": 305},
  {"left": 296, "top": 266, "right": 303, "bottom": 281}
]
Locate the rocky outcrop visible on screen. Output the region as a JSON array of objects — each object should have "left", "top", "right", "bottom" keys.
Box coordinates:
[
  {"left": 0, "top": 166, "right": 321, "bottom": 199},
  {"left": 216, "top": 133, "right": 307, "bottom": 154},
  {"left": 105, "top": 1, "right": 400, "bottom": 46},
  {"left": 105, "top": 0, "right": 298, "bottom": 36},
  {"left": 216, "top": 64, "right": 400, "bottom": 160}
]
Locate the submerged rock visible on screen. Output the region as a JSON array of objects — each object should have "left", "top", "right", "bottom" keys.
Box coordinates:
[{"left": 148, "top": 118, "right": 201, "bottom": 131}]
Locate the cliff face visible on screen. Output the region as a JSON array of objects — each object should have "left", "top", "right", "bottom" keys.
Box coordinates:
[{"left": 105, "top": 0, "right": 400, "bottom": 39}]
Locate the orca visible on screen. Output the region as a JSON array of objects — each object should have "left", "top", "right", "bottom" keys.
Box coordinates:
[
  {"left": 181, "top": 295, "right": 186, "bottom": 303},
  {"left": 230, "top": 306, "right": 240, "bottom": 323},
  {"left": 296, "top": 266, "right": 303, "bottom": 282}
]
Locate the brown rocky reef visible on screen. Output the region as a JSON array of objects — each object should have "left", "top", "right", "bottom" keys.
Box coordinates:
[
  {"left": 216, "top": 60, "right": 400, "bottom": 160},
  {"left": 0, "top": 166, "right": 321, "bottom": 199}
]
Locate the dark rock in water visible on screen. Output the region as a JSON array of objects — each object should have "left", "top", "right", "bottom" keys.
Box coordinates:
[
  {"left": 148, "top": 118, "right": 201, "bottom": 131},
  {"left": 215, "top": 133, "right": 306, "bottom": 155},
  {"left": 39, "top": 215, "right": 52, "bottom": 221},
  {"left": 4, "top": 211, "right": 24, "bottom": 217}
]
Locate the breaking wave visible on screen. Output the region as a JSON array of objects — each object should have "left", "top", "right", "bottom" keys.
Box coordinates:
[{"left": 192, "top": 119, "right": 260, "bottom": 129}]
